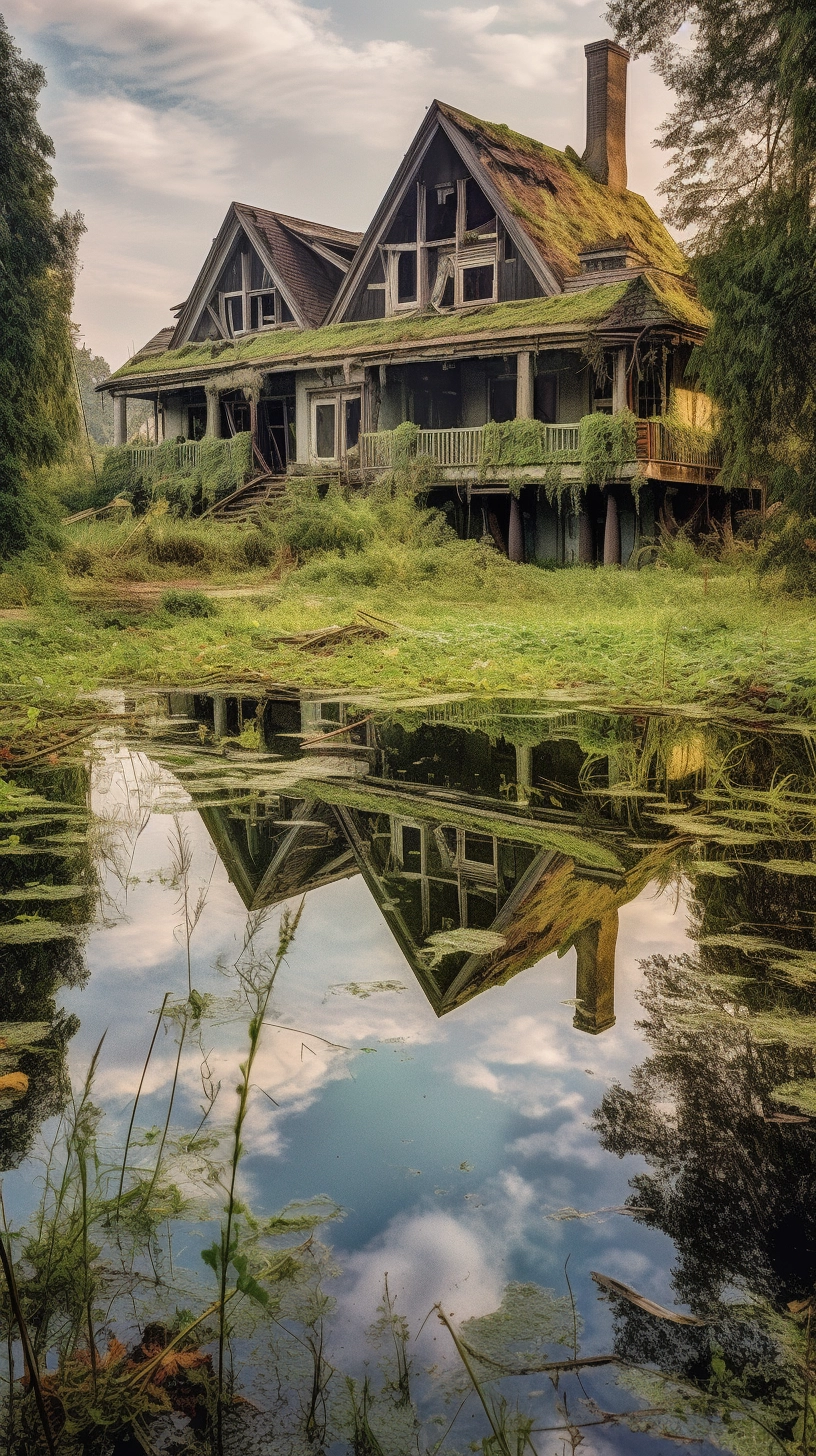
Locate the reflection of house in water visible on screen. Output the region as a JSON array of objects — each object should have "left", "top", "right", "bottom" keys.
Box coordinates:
[{"left": 157, "top": 692, "right": 680, "bottom": 1034}]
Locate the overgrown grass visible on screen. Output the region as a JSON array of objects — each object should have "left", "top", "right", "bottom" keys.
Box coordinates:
[{"left": 1, "top": 474, "right": 815, "bottom": 719}]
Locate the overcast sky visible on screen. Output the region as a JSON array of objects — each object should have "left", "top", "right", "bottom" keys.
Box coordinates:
[{"left": 5, "top": 0, "right": 676, "bottom": 368}]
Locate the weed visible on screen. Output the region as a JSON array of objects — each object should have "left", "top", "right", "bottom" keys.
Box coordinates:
[{"left": 160, "top": 589, "right": 218, "bottom": 619}]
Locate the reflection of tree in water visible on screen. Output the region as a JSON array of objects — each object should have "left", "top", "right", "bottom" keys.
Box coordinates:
[
  {"left": 595, "top": 953, "right": 816, "bottom": 1308},
  {"left": 0, "top": 765, "right": 94, "bottom": 1173}
]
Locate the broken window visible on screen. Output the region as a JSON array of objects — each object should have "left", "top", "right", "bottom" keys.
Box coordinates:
[
  {"left": 345, "top": 397, "right": 361, "bottom": 451},
  {"left": 250, "top": 292, "right": 277, "bottom": 330},
  {"left": 462, "top": 264, "right": 495, "bottom": 302},
  {"left": 426, "top": 180, "right": 457, "bottom": 241},
  {"left": 397, "top": 250, "right": 417, "bottom": 303},
  {"left": 465, "top": 178, "right": 495, "bottom": 234},
  {"left": 224, "top": 294, "right": 244, "bottom": 335},
  {"left": 386, "top": 188, "right": 418, "bottom": 245},
  {"left": 430, "top": 252, "right": 455, "bottom": 310},
  {"left": 503, "top": 230, "right": 517, "bottom": 262}
]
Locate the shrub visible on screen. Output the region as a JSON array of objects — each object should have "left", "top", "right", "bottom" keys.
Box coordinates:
[
  {"left": 65, "top": 543, "right": 94, "bottom": 577},
  {"left": 756, "top": 511, "right": 816, "bottom": 594},
  {"left": 159, "top": 589, "right": 217, "bottom": 618},
  {"left": 277, "top": 480, "right": 377, "bottom": 559}
]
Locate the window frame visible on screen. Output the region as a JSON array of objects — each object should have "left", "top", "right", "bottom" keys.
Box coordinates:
[{"left": 309, "top": 389, "right": 363, "bottom": 463}]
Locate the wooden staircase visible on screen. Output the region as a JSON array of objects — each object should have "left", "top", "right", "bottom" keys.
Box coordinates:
[{"left": 203, "top": 473, "right": 287, "bottom": 522}]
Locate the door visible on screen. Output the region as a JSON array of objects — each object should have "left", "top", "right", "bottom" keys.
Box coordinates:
[{"left": 310, "top": 391, "right": 362, "bottom": 463}]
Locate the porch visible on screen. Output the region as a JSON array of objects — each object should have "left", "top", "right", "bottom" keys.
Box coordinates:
[{"left": 357, "top": 419, "right": 722, "bottom": 488}]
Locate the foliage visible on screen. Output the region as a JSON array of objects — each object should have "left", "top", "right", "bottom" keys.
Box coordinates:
[
  {"left": 607, "top": 0, "right": 816, "bottom": 513},
  {"left": 0, "top": 17, "right": 84, "bottom": 560},
  {"left": 72, "top": 341, "right": 112, "bottom": 446},
  {"left": 579, "top": 409, "right": 638, "bottom": 488},
  {"left": 755, "top": 512, "right": 816, "bottom": 594},
  {"left": 159, "top": 589, "right": 218, "bottom": 619}
]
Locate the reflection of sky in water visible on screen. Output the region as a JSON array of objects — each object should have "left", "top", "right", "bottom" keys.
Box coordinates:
[{"left": 4, "top": 744, "right": 711, "bottom": 1452}]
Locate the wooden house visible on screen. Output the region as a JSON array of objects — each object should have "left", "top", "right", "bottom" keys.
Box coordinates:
[
  {"left": 100, "top": 40, "right": 723, "bottom": 565},
  {"left": 150, "top": 690, "right": 686, "bottom": 1031}
]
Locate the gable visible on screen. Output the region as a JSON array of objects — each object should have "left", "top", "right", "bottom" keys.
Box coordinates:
[
  {"left": 172, "top": 205, "right": 362, "bottom": 349},
  {"left": 329, "top": 99, "right": 689, "bottom": 327},
  {"left": 185, "top": 229, "right": 297, "bottom": 343}
]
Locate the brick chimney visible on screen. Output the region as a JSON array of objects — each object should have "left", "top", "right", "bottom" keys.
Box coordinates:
[{"left": 582, "top": 39, "right": 629, "bottom": 192}]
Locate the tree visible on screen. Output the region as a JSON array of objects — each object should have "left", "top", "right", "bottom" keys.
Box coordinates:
[
  {"left": 606, "top": 1, "right": 816, "bottom": 510},
  {"left": 0, "top": 15, "right": 84, "bottom": 559},
  {"left": 72, "top": 339, "right": 113, "bottom": 447}
]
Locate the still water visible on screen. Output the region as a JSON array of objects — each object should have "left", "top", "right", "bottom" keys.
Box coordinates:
[{"left": 2, "top": 690, "right": 816, "bottom": 1454}]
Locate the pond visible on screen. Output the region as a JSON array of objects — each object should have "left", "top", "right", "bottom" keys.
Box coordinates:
[{"left": 2, "top": 689, "right": 816, "bottom": 1455}]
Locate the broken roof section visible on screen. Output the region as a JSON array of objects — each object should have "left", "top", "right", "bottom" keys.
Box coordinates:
[
  {"left": 108, "top": 271, "right": 708, "bottom": 387},
  {"left": 440, "top": 102, "right": 687, "bottom": 281},
  {"left": 169, "top": 202, "right": 363, "bottom": 348}
]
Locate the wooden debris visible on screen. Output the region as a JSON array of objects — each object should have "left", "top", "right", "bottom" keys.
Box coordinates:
[
  {"left": 591, "top": 1272, "right": 707, "bottom": 1326},
  {"left": 267, "top": 614, "right": 392, "bottom": 652},
  {"left": 301, "top": 714, "right": 372, "bottom": 746}
]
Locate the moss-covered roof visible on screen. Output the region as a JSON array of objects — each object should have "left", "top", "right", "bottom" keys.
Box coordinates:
[
  {"left": 108, "top": 272, "right": 707, "bottom": 387},
  {"left": 438, "top": 102, "right": 688, "bottom": 283}
]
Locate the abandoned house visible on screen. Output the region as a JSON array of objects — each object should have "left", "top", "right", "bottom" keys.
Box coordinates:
[{"left": 99, "top": 38, "right": 725, "bottom": 566}]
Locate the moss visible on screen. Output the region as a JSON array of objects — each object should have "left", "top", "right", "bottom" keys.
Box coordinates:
[
  {"left": 111, "top": 285, "right": 633, "bottom": 382},
  {"left": 438, "top": 103, "right": 689, "bottom": 280},
  {"left": 579, "top": 410, "right": 638, "bottom": 488}
]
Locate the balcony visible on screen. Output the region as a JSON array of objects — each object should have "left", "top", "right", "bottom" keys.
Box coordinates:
[{"left": 358, "top": 420, "right": 721, "bottom": 490}]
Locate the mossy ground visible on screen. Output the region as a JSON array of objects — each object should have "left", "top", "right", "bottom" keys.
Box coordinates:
[{"left": 1, "top": 545, "right": 816, "bottom": 724}]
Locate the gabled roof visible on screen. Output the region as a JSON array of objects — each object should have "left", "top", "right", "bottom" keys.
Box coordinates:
[
  {"left": 327, "top": 99, "right": 688, "bottom": 325},
  {"left": 167, "top": 202, "right": 363, "bottom": 350}
]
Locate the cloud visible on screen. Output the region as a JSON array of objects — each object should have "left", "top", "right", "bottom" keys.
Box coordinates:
[{"left": 58, "top": 96, "right": 236, "bottom": 199}]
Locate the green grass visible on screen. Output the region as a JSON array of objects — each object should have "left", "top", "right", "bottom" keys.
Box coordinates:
[{"left": 2, "top": 534, "right": 816, "bottom": 720}]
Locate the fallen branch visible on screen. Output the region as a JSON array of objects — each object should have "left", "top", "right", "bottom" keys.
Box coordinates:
[{"left": 591, "top": 1272, "right": 707, "bottom": 1326}]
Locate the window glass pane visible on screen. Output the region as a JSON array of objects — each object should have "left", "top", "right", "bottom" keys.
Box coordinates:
[
  {"left": 344, "top": 397, "right": 361, "bottom": 451},
  {"left": 402, "top": 825, "right": 422, "bottom": 871},
  {"left": 314, "top": 402, "right": 336, "bottom": 458},
  {"left": 281, "top": 297, "right": 294, "bottom": 323},
  {"left": 462, "top": 265, "right": 494, "bottom": 302},
  {"left": 397, "top": 250, "right": 417, "bottom": 303},
  {"left": 260, "top": 293, "right": 276, "bottom": 326},
  {"left": 463, "top": 832, "right": 494, "bottom": 864}
]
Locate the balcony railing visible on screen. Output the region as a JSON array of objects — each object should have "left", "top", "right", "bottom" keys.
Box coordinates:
[
  {"left": 646, "top": 419, "right": 722, "bottom": 471},
  {"left": 128, "top": 441, "right": 210, "bottom": 473},
  {"left": 359, "top": 423, "right": 581, "bottom": 471}
]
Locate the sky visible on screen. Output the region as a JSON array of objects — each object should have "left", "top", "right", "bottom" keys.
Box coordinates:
[{"left": 5, "top": 0, "right": 676, "bottom": 369}]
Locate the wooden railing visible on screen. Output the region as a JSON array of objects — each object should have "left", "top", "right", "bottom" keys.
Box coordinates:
[
  {"left": 128, "top": 441, "right": 211, "bottom": 473},
  {"left": 359, "top": 423, "right": 581, "bottom": 471},
  {"left": 637, "top": 420, "right": 721, "bottom": 470}
]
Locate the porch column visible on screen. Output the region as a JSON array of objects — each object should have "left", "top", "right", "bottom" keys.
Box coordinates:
[
  {"left": 508, "top": 494, "right": 524, "bottom": 562},
  {"left": 205, "top": 384, "right": 221, "bottom": 438},
  {"left": 612, "top": 347, "right": 628, "bottom": 413},
  {"left": 578, "top": 511, "right": 593, "bottom": 564},
  {"left": 603, "top": 491, "right": 621, "bottom": 565},
  {"left": 572, "top": 911, "right": 617, "bottom": 1034},
  {"left": 515, "top": 351, "right": 534, "bottom": 418},
  {"left": 113, "top": 395, "right": 128, "bottom": 446},
  {"left": 515, "top": 744, "right": 532, "bottom": 804},
  {"left": 212, "top": 694, "right": 227, "bottom": 738}
]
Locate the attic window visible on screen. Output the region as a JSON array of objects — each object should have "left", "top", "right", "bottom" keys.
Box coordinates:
[
  {"left": 503, "top": 232, "right": 516, "bottom": 262},
  {"left": 462, "top": 264, "right": 495, "bottom": 302},
  {"left": 397, "top": 250, "right": 417, "bottom": 303},
  {"left": 250, "top": 292, "right": 277, "bottom": 329}
]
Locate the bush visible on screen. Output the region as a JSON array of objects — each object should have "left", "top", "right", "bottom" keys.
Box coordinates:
[
  {"left": 158, "top": 589, "right": 217, "bottom": 618},
  {"left": 65, "top": 543, "right": 94, "bottom": 577},
  {"left": 277, "top": 480, "right": 377, "bottom": 559},
  {"left": 756, "top": 511, "right": 816, "bottom": 593}
]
